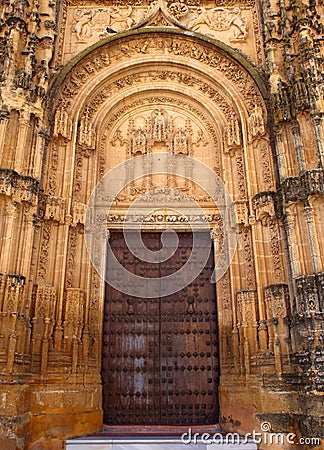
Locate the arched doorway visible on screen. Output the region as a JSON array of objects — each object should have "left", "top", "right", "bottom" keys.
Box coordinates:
[{"left": 39, "top": 11, "right": 288, "bottom": 438}]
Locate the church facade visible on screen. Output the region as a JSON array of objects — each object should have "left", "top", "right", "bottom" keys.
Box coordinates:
[{"left": 0, "top": 0, "right": 323, "bottom": 448}]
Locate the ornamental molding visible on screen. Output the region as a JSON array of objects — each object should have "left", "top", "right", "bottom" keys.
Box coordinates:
[{"left": 51, "top": 30, "right": 266, "bottom": 115}]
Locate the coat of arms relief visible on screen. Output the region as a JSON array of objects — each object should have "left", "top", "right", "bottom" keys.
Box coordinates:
[{"left": 62, "top": 0, "right": 257, "bottom": 64}]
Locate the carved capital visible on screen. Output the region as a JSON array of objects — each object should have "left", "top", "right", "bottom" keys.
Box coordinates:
[
  {"left": 282, "top": 169, "right": 324, "bottom": 203},
  {"left": 252, "top": 191, "right": 278, "bottom": 225}
]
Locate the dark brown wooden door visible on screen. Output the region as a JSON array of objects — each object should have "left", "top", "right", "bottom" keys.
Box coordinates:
[{"left": 102, "top": 232, "right": 219, "bottom": 425}]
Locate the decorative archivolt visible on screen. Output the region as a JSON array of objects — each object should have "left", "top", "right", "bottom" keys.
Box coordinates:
[
  {"left": 48, "top": 30, "right": 272, "bottom": 201},
  {"left": 75, "top": 67, "right": 238, "bottom": 132},
  {"left": 52, "top": 32, "right": 265, "bottom": 115},
  {"left": 51, "top": 31, "right": 267, "bottom": 170}
]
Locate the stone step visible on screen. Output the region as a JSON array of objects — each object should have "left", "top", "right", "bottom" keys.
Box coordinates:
[{"left": 66, "top": 434, "right": 258, "bottom": 449}]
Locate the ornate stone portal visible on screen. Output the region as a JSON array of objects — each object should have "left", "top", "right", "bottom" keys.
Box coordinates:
[{"left": 0, "top": 0, "right": 323, "bottom": 448}]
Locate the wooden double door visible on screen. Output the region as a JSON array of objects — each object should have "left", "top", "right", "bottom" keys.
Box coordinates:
[{"left": 102, "top": 231, "right": 219, "bottom": 425}]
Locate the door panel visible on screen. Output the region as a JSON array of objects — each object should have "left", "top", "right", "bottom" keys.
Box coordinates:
[{"left": 102, "top": 232, "right": 219, "bottom": 425}]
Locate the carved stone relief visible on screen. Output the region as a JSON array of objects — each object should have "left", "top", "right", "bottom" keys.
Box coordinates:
[
  {"left": 247, "top": 105, "right": 266, "bottom": 143},
  {"left": 57, "top": 36, "right": 260, "bottom": 138},
  {"left": 185, "top": 6, "right": 248, "bottom": 40},
  {"left": 109, "top": 107, "right": 204, "bottom": 158},
  {"left": 0, "top": 0, "right": 323, "bottom": 443},
  {"left": 44, "top": 196, "right": 66, "bottom": 223},
  {"left": 56, "top": 32, "right": 262, "bottom": 115},
  {"left": 61, "top": 89, "right": 226, "bottom": 210},
  {"left": 59, "top": 1, "right": 261, "bottom": 66},
  {"left": 92, "top": 96, "right": 224, "bottom": 207},
  {"left": 81, "top": 68, "right": 237, "bottom": 127},
  {"left": 238, "top": 225, "right": 256, "bottom": 288}
]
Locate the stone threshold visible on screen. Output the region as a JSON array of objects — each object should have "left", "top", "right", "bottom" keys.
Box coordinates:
[
  {"left": 66, "top": 426, "right": 258, "bottom": 449},
  {"left": 102, "top": 423, "right": 221, "bottom": 436}
]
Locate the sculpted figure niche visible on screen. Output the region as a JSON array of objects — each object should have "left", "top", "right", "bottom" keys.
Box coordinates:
[
  {"left": 123, "top": 109, "right": 194, "bottom": 157},
  {"left": 247, "top": 105, "right": 266, "bottom": 142},
  {"left": 152, "top": 109, "right": 167, "bottom": 142}
]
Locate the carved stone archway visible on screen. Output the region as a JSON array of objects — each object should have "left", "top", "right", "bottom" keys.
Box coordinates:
[
  {"left": 0, "top": 0, "right": 323, "bottom": 446},
  {"left": 32, "top": 18, "right": 289, "bottom": 441}
]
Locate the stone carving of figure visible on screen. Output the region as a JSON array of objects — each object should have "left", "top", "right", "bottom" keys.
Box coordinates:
[
  {"left": 14, "top": 0, "right": 26, "bottom": 19},
  {"left": 35, "top": 59, "right": 48, "bottom": 97},
  {"left": 0, "top": 39, "right": 13, "bottom": 81},
  {"left": 173, "top": 127, "right": 188, "bottom": 154},
  {"left": 152, "top": 110, "right": 167, "bottom": 142},
  {"left": 28, "top": 0, "right": 40, "bottom": 35},
  {"left": 73, "top": 9, "right": 93, "bottom": 42},
  {"left": 110, "top": 6, "right": 133, "bottom": 32},
  {"left": 187, "top": 7, "right": 211, "bottom": 31},
  {"left": 132, "top": 127, "right": 147, "bottom": 154},
  {"left": 247, "top": 105, "right": 266, "bottom": 141},
  {"left": 224, "top": 117, "right": 241, "bottom": 150},
  {"left": 135, "top": 128, "right": 145, "bottom": 146},
  {"left": 54, "top": 106, "right": 70, "bottom": 139},
  {"left": 79, "top": 109, "right": 95, "bottom": 149},
  {"left": 228, "top": 7, "right": 248, "bottom": 40}
]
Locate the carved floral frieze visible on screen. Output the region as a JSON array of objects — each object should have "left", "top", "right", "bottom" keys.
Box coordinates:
[{"left": 104, "top": 210, "right": 220, "bottom": 226}]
